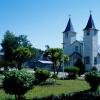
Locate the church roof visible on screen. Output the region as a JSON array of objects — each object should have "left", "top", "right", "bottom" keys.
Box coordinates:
[
  {"left": 63, "top": 17, "right": 75, "bottom": 33},
  {"left": 71, "top": 40, "right": 83, "bottom": 45},
  {"left": 84, "top": 14, "right": 96, "bottom": 30}
]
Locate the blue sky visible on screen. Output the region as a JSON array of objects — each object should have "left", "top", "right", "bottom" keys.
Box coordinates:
[{"left": 0, "top": 0, "right": 100, "bottom": 50}]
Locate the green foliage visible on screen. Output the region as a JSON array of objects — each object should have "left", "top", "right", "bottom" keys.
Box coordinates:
[
  {"left": 3, "top": 70, "right": 35, "bottom": 99},
  {"left": 51, "top": 74, "right": 58, "bottom": 79},
  {"left": 64, "top": 66, "right": 80, "bottom": 73},
  {"left": 0, "top": 58, "right": 16, "bottom": 70},
  {"left": 14, "top": 47, "right": 32, "bottom": 70},
  {"left": 0, "top": 80, "right": 89, "bottom": 99},
  {"left": 85, "top": 71, "right": 100, "bottom": 91},
  {"left": 1, "top": 31, "right": 17, "bottom": 62},
  {"left": 64, "top": 67, "right": 80, "bottom": 79},
  {"left": 44, "top": 48, "right": 69, "bottom": 75},
  {"left": 74, "top": 59, "right": 85, "bottom": 75},
  {"left": 91, "top": 66, "right": 97, "bottom": 71},
  {"left": 34, "top": 69, "right": 51, "bottom": 83},
  {"left": 16, "top": 35, "right": 32, "bottom": 48},
  {"left": 1, "top": 31, "right": 39, "bottom": 70}
]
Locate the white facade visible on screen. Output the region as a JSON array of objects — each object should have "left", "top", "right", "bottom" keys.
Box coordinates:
[
  {"left": 63, "top": 14, "right": 100, "bottom": 71},
  {"left": 83, "top": 29, "right": 98, "bottom": 71}
]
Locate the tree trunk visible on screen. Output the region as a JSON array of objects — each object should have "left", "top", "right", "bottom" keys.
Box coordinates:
[
  {"left": 15, "top": 95, "right": 23, "bottom": 100},
  {"left": 17, "top": 62, "right": 22, "bottom": 70},
  {"left": 52, "top": 63, "right": 56, "bottom": 75},
  {"left": 57, "top": 62, "right": 62, "bottom": 75}
]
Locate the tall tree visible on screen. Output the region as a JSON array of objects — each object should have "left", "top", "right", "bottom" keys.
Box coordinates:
[
  {"left": 74, "top": 59, "right": 85, "bottom": 75},
  {"left": 1, "top": 31, "right": 17, "bottom": 62},
  {"left": 1, "top": 30, "right": 39, "bottom": 69},
  {"left": 14, "top": 47, "right": 32, "bottom": 70},
  {"left": 44, "top": 48, "right": 69, "bottom": 75},
  {"left": 16, "top": 35, "right": 32, "bottom": 48}
]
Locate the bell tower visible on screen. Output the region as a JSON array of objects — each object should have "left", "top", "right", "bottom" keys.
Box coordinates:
[
  {"left": 63, "top": 16, "right": 76, "bottom": 55},
  {"left": 83, "top": 13, "right": 98, "bottom": 71}
]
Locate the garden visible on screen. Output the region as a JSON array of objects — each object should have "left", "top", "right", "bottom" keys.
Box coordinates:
[
  {"left": 0, "top": 31, "right": 100, "bottom": 100},
  {"left": 0, "top": 67, "right": 100, "bottom": 100}
]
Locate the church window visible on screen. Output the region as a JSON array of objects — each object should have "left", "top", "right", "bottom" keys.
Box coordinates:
[
  {"left": 85, "top": 56, "right": 90, "bottom": 64},
  {"left": 66, "top": 33, "right": 68, "bottom": 38},
  {"left": 94, "top": 57, "right": 97, "bottom": 64},
  {"left": 75, "top": 46, "right": 78, "bottom": 52}
]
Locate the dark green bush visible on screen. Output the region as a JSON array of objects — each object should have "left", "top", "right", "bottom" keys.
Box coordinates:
[
  {"left": 85, "top": 71, "right": 100, "bottom": 91},
  {"left": 3, "top": 70, "right": 35, "bottom": 100},
  {"left": 74, "top": 59, "right": 85, "bottom": 75},
  {"left": 51, "top": 74, "right": 58, "bottom": 79},
  {"left": 64, "top": 66, "right": 80, "bottom": 73},
  {"left": 34, "top": 69, "right": 51, "bottom": 83},
  {"left": 64, "top": 66, "right": 80, "bottom": 79},
  {"left": 91, "top": 66, "right": 97, "bottom": 71}
]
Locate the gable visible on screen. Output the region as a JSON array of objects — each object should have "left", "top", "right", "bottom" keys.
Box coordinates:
[{"left": 71, "top": 40, "right": 83, "bottom": 46}]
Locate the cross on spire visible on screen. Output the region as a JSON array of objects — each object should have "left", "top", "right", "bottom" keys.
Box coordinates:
[
  {"left": 90, "top": 10, "right": 92, "bottom": 14},
  {"left": 68, "top": 14, "right": 71, "bottom": 18}
]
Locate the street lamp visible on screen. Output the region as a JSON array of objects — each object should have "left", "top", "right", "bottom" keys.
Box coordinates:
[{"left": 62, "top": 42, "right": 65, "bottom": 80}]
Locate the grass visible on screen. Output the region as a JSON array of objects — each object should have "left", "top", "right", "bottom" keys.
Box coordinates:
[
  {"left": 25, "top": 79, "right": 90, "bottom": 99},
  {"left": 0, "top": 79, "right": 90, "bottom": 100}
]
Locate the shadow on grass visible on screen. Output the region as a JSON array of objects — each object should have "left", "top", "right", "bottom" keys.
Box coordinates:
[{"left": 31, "top": 89, "right": 100, "bottom": 100}]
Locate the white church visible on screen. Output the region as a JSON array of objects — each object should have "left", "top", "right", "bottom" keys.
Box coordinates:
[{"left": 63, "top": 13, "right": 100, "bottom": 71}]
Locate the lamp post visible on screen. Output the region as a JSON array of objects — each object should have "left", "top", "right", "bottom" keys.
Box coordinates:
[{"left": 62, "top": 43, "right": 65, "bottom": 80}]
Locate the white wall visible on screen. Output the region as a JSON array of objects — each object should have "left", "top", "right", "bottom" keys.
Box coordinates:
[{"left": 83, "top": 29, "right": 98, "bottom": 71}]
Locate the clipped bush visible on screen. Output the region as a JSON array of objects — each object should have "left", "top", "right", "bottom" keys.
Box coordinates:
[
  {"left": 85, "top": 71, "right": 100, "bottom": 91},
  {"left": 64, "top": 66, "right": 80, "bottom": 73},
  {"left": 3, "top": 70, "right": 35, "bottom": 100},
  {"left": 34, "top": 69, "right": 51, "bottom": 83},
  {"left": 64, "top": 66, "right": 80, "bottom": 79}
]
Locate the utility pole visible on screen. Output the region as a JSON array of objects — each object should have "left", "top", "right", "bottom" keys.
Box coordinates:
[{"left": 62, "top": 43, "right": 64, "bottom": 80}]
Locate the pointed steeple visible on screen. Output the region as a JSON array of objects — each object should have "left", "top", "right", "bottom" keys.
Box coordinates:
[
  {"left": 84, "top": 13, "right": 96, "bottom": 30},
  {"left": 63, "top": 16, "right": 75, "bottom": 33}
]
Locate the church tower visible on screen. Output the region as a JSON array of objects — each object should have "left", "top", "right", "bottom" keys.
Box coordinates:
[
  {"left": 83, "top": 13, "right": 98, "bottom": 71},
  {"left": 63, "top": 17, "right": 76, "bottom": 55}
]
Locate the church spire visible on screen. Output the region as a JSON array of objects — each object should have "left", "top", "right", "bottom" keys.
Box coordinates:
[
  {"left": 84, "top": 12, "right": 96, "bottom": 30},
  {"left": 63, "top": 16, "right": 75, "bottom": 33}
]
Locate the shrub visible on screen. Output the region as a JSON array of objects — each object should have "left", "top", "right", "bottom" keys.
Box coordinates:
[
  {"left": 3, "top": 70, "right": 35, "bottom": 100},
  {"left": 34, "top": 67, "right": 38, "bottom": 71},
  {"left": 64, "top": 66, "right": 80, "bottom": 79},
  {"left": 91, "top": 66, "right": 97, "bottom": 71},
  {"left": 51, "top": 74, "right": 58, "bottom": 79},
  {"left": 74, "top": 59, "right": 85, "bottom": 75},
  {"left": 64, "top": 66, "right": 80, "bottom": 73},
  {"left": 85, "top": 71, "right": 100, "bottom": 91},
  {"left": 34, "top": 69, "right": 51, "bottom": 83}
]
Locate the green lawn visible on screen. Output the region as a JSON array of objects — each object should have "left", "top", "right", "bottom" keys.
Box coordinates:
[{"left": 0, "top": 79, "right": 90, "bottom": 100}]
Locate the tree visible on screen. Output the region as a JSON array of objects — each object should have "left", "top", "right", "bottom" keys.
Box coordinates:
[
  {"left": 1, "top": 31, "right": 17, "bottom": 62},
  {"left": 1, "top": 30, "right": 39, "bottom": 69},
  {"left": 85, "top": 71, "right": 100, "bottom": 91},
  {"left": 16, "top": 35, "right": 32, "bottom": 48},
  {"left": 44, "top": 48, "right": 69, "bottom": 75},
  {"left": 14, "top": 47, "right": 32, "bottom": 70},
  {"left": 74, "top": 59, "right": 85, "bottom": 75},
  {"left": 3, "top": 70, "right": 35, "bottom": 100},
  {"left": 0, "top": 58, "right": 16, "bottom": 70}
]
